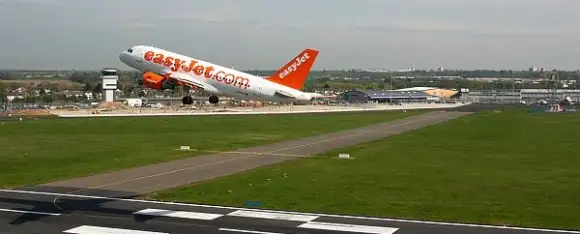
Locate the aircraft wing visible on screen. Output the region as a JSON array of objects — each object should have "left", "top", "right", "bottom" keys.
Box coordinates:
[{"left": 164, "top": 71, "right": 221, "bottom": 94}]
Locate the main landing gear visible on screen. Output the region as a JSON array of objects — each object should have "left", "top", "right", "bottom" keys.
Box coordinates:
[
  {"left": 182, "top": 96, "right": 193, "bottom": 105},
  {"left": 208, "top": 95, "right": 219, "bottom": 104},
  {"left": 181, "top": 95, "right": 219, "bottom": 105}
]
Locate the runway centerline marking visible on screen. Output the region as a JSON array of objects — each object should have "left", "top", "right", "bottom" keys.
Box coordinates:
[
  {"left": 202, "top": 151, "right": 306, "bottom": 157},
  {"left": 0, "top": 208, "right": 61, "bottom": 216},
  {"left": 1, "top": 189, "right": 578, "bottom": 233},
  {"left": 219, "top": 228, "right": 285, "bottom": 234}
]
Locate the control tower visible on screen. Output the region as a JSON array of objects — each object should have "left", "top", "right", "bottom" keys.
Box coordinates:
[{"left": 101, "top": 68, "right": 119, "bottom": 102}]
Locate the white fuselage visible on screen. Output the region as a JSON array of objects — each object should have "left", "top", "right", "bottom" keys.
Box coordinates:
[{"left": 119, "top": 45, "right": 313, "bottom": 103}]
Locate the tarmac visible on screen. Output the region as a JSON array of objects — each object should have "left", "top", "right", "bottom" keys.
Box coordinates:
[
  {"left": 28, "top": 110, "right": 471, "bottom": 196},
  {"left": 1, "top": 188, "right": 578, "bottom": 234}
]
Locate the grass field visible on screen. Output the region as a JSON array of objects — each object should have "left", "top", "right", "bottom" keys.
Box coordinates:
[
  {"left": 152, "top": 108, "right": 580, "bottom": 230},
  {"left": 0, "top": 110, "right": 419, "bottom": 188}
]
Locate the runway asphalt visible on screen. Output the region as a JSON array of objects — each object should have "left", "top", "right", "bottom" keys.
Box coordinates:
[
  {"left": 30, "top": 110, "right": 472, "bottom": 196},
  {"left": 1, "top": 189, "right": 578, "bottom": 234}
]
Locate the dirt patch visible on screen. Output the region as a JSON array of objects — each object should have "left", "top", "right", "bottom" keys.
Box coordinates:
[{"left": 96, "top": 101, "right": 128, "bottom": 110}]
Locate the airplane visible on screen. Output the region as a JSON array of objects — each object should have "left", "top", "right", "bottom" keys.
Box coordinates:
[{"left": 118, "top": 45, "right": 324, "bottom": 105}]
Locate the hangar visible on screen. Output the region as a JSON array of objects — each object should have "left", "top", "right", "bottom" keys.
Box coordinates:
[
  {"left": 340, "top": 89, "right": 441, "bottom": 104},
  {"left": 396, "top": 87, "right": 460, "bottom": 99}
]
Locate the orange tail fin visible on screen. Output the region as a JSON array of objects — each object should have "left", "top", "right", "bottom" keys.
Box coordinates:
[{"left": 266, "top": 48, "right": 319, "bottom": 90}]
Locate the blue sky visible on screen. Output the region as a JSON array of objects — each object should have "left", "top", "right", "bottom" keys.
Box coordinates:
[{"left": 1, "top": 0, "right": 579, "bottom": 70}]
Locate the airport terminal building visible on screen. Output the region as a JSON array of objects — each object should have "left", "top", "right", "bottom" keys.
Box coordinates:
[{"left": 340, "top": 89, "right": 441, "bottom": 103}]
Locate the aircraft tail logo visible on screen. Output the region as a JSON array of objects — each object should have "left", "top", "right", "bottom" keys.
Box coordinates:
[{"left": 266, "top": 48, "right": 319, "bottom": 90}]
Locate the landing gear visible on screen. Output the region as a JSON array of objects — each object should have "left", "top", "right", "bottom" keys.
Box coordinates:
[
  {"left": 209, "top": 95, "right": 219, "bottom": 104},
  {"left": 182, "top": 96, "right": 193, "bottom": 105}
]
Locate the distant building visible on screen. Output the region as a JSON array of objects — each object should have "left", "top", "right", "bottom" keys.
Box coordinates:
[
  {"left": 340, "top": 89, "right": 440, "bottom": 104},
  {"left": 395, "top": 87, "right": 460, "bottom": 99},
  {"left": 459, "top": 89, "right": 520, "bottom": 104},
  {"left": 520, "top": 89, "right": 580, "bottom": 103},
  {"left": 460, "top": 88, "right": 580, "bottom": 104}
]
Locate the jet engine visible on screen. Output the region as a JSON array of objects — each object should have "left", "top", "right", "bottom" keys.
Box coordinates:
[{"left": 141, "top": 71, "right": 176, "bottom": 90}]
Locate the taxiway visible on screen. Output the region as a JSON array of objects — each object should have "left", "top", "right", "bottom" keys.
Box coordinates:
[{"left": 1, "top": 189, "right": 578, "bottom": 234}]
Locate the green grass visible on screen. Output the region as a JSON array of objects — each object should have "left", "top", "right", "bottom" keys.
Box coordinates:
[
  {"left": 151, "top": 109, "right": 580, "bottom": 230},
  {"left": 0, "top": 110, "right": 419, "bottom": 188}
]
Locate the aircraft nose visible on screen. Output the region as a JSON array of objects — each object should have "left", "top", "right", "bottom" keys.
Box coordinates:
[
  {"left": 119, "top": 51, "right": 126, "bottom": 60},
  {"left": 119, "top": 51, "right": 129, "bottom": 63}
]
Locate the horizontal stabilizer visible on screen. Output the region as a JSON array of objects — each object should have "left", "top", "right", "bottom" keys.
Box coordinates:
[{"left": 274, "top": 90, "right": 296, "bottom": 98}]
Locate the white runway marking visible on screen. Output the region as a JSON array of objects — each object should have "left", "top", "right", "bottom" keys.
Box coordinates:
[
  {"left": 63, "top": 225, "right": 168, "bottom": 234},
  {"left": 227, "top": 210, "right": 319, "bottom": 222},
  {"left": 133, "top": 208, "right": 224, "bottom": 220},
  {"left": 2, "top": 189, "right": 579, "bottom": 233},
  {"left": 219, "top": 228, "right": 285, "bottom": 234},
  {"left": 298, "top": 221, "right": 399, "bottom": 234},
  {"left": 0, "top": 208, "right": 61, "bottom": 216}
]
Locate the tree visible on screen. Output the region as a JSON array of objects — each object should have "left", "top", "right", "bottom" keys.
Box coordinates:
[
  {"left": 42, "top": 95, "right": 54, "bottom": 103},
  {"left": 83, "top": 83, "right": 93, "bottom": 92},
  {"left": 92, "top": 83, "right": 102, "bottom": 93},
  {"left": 69, "top": 72, "right": 87, "bottom": 83},
  {"left": 0, "top": 81, "right": 5, "bottom": 108}
]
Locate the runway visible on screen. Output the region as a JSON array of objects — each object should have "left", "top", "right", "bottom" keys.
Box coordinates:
[
  {"left": 30, "top": 110, "right": 471, "bottom": 196},
  {"left": 1, "top": 189, "right": 578, "bottom": 234}
]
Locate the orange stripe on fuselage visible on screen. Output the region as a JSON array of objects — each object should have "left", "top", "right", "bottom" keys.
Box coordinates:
[{"left": 143, "top": 50, "right": 251, "bottom": 89}]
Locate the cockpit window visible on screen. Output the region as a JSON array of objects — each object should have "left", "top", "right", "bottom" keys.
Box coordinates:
[{"left": 127, "top": 48, "right": 133, "bottom": 53}]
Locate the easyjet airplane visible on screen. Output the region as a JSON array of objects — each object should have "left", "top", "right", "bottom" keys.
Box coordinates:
[{"left": 118, "top": 45, "right": 323, "bottom": 105}]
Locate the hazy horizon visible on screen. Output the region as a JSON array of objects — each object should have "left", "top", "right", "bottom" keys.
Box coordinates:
[{"left": 1, "top": 0, "right": 579, "bottom": 71}]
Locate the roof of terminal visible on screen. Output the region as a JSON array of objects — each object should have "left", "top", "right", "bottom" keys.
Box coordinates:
[{"left": 346, "top": 89, "right": 435, "bottom": 99}]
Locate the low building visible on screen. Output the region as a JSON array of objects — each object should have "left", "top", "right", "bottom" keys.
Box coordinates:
[
  {"left": 340, "top": 89, "right": 440, "bottom": 103},
  {"left": 396, "top": 87, "right": 460, "bottom": 99},
  {"left": 520, "top": 89, "right": 580, "bottom": 103},
  {"left": 459, "top": 89, "right": 520, "bottom": 104},
  {"left": 460, "top": 89, "right": 580, "bottom": 104}
]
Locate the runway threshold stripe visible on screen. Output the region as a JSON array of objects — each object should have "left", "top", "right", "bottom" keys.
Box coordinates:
[
  {"left": 227, "top": 210, "right": 319, "bottom": 222},
  {"left": 0, "top": 208, "right": 61, "bottom": 216},
  {"left": 4, "top": 189, "right": 579, "bottom": 233},
  {"left": 219, "top": 228, "right": 285, "bottom": 234},
  {"left": 63, "top": 225, "right": 168, "bottom": 234},
  {"left": 133, "top": 208, "right": 224, "bottom": 220},
  {"left": 298, "top": 221, "right": 399, "bottom": 234}
]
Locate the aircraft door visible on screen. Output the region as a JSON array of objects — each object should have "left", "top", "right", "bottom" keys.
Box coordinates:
[
  {"left": 258, "top": 81, "right": 263, "bottom": 99},
  {"left": 251, "top": 78, "right": 264, "bottom": 100}
]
